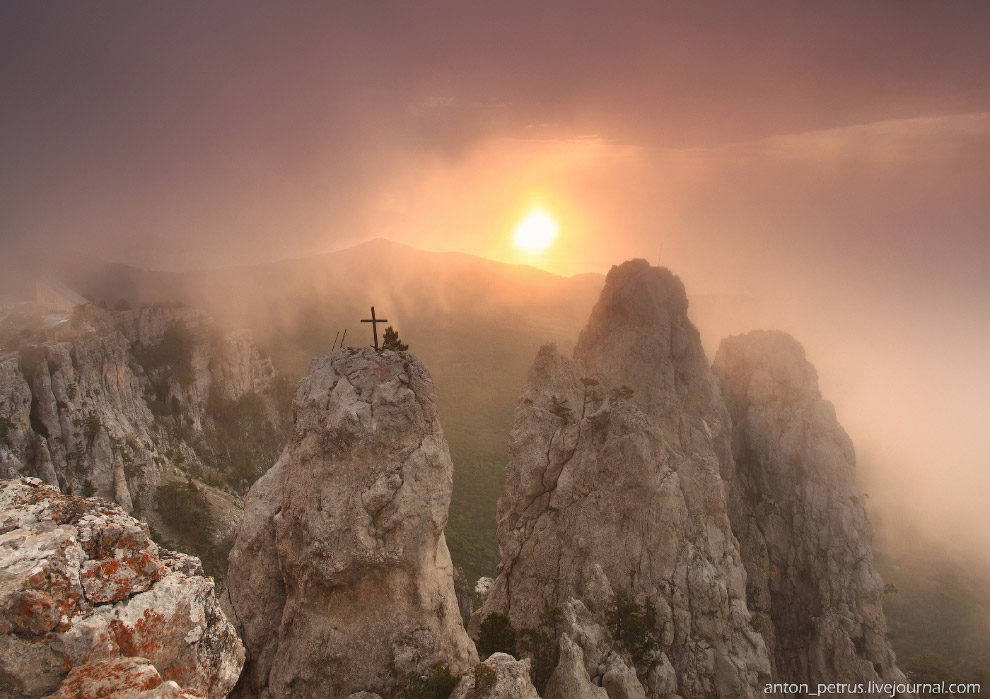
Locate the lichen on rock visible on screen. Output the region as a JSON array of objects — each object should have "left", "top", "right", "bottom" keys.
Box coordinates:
[{"left": 0, "top": 477, "right": 243, "bottom": 699}]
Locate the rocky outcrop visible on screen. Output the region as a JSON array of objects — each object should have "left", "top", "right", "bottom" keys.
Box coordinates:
[
  {"left": 0, "top": 305, "right": 286, "bottom": 577},
  {"left": 0, "top": 477, "right": 243, "bottom": 699},
  {"left": 544, "top": 633, "right": 608, "bottom": 699},
  {"left": 475, "top": 260, "right": 770, "bottom": 697},
  {"left": 451, "top": 653, "right": 541, "bottom": 699},
  {"left": 226, "top": 347, "right": 477, "bottom": 698},
  {"left": 46, "top": 657, "right": 201, "bottom": 698},
  {"left": 713, "top": 330, "right": 906, "bottom": 692}
]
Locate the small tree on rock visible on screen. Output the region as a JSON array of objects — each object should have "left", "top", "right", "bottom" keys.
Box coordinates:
[
  {"left": 477, "top": 612, "right": 517, "bottom": 658},
  {"left": 381, "top": 326, "right": 409, "bottom": 351},
  {"left": 606, "top": 586, "right": 660, "bottom": 667}
]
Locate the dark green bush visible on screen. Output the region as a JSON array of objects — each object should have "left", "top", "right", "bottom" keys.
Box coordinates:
[
  {"left": 394, "top": 663, "right": 459, "bottom": 699},
  {"left": 606, "top": 586, "right": 660, "bottom": 667},
  {"left": 477, "top": 612, "right": 517, "bottom": 659},
  {"left": 904, "top": 653, "right": 960, "bottom": 684},
  {"left": 473, "top": 662, "right": 496, "bottom": 691},
  {"left": 155, "top": 477, "right": 230, "bottom": 578},
  {"left": 518, "top": 606, "right": 562, "bottom": 693},
  {"left": 382, "top": 326, "right": 409, "bottom": 351},
  {"left": 82, "top": 413, "right": 103, "bottom": 442},
  {"left": 136, "top": 325, "right": 195, "bottom": 385},
  {"left": 611, "top": 385, "right": 635, "bottom": 400}
]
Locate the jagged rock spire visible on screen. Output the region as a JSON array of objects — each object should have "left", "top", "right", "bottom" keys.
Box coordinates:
[
  {"left": 475, "top": 260, "right": 771, "bottom": 697},
  {"left": 226, "top": 346, "right": 477, "bottom": 698}
]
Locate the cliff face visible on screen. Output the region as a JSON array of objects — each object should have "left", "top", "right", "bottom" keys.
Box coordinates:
[
  {"left": 226, "top": 347, "right": 477, "bottom": 698},
  {"left": 0, "top": 306, "right": 287, "bottom": 577},
  {"left": 476, "top": 261, "right": 770, "bottom": 698},
  {"left": 713, "top": 330, "right": 906, "bottom": 692},
  {"left": 0, "top": 477, "right": 243, "bottom": 699}
]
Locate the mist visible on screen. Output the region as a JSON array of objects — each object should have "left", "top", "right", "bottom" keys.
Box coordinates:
[{"left": 2, "top": 0, "right": 989, "bottom": 607}]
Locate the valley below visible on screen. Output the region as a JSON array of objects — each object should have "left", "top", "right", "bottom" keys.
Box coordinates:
[{"left": 1, "top": 245, "right": 987, "bottom": 695}]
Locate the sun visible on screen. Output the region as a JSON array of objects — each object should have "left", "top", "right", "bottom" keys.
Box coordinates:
[{"left": 513, "top": 210, "right": 558, "bottom": 253}]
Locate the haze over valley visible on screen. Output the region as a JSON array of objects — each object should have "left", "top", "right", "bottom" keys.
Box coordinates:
[{"left": 2, "top": 2, "right": 989, "bottom": 697}]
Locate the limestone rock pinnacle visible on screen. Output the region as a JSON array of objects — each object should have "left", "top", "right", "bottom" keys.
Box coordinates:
[
  {"left": 226, "top": 346, "right": 477, "bottom": 698},
  {"left": 713, "top": 330, "right": 907, "bottom": 693},
  {"left": 475, "top": 260, "right": 770, "bottom": 698}
]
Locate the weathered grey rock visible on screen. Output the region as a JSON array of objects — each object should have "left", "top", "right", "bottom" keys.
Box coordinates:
[
  {"left": 44, "top": 657, "right": 200, "bottom": 698},
  {"left": 451, "top": 653, "right": 541, "bottom": 699},
  {"left": 713, "top": 330, "right": 908, "bottom": 694},
  {"left": 0, "top": 306, "right": 283, "bottom": 572},
  {"left": 0, "top": 478, "right": 243, "bottom": 699},
  {"left": 474, "top": 577, "right": 494, "bottom": 605},
  {"left": 544, "top": 634, "right": 608, "bottom": 699},
  {"left": 223, "top": 452, "right": 288, "bottom": 696},
  {"left": 559, "top": 595, "right": 613, "bottom": 680},
  {"left": 475, "top": 260, "right": 771, "bottom": 697},
  {"left": 602, "top": 656, "right": 647, "bottom": 699},
  {"left": 227, "top": 347, "right": 477, "bottom": 698}
]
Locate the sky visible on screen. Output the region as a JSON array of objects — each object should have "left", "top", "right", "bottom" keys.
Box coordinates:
[{"left": 2, "top": 2, "right": 990, "bottom": 554}]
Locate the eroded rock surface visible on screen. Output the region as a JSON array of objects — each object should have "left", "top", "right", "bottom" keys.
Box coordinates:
[
  {"left": 227, "top": 347, "right": 476, "bottom": 698},
  {"left": 0, "top": 305, "right": 285, "bottom": 578},
  {"left": 475, "top": 260, "right": 770, "bottom": 697},
  {"left": 450, "top": 653, "right": 541, "bottom": 699},
  {"left": 713, "top": 330, "right": 907, "bottom": 693},
  {"left": 46, "top": 657, "right": 200, "bottom": 699},
  {"left": 0, "top": 478, "right": 243, "bottom": 699}
]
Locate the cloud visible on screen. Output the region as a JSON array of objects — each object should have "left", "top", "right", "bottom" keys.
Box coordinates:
[{"left": 2, "top": 1, "right": 990, "bottom": 266}]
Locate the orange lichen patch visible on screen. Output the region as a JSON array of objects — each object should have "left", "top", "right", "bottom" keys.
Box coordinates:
[
  {"left": 16, "top": 541, "right": 87, "bottom": 620},
  {"left": 109, "top": 608, "right": 201, "bottom": 690},
  {"left": 50, "top": 495, "right": 104, "bottom": 526},
  {"left": 80, "top": 554, "right": 162, "bottom": 604},
  {"left": 4, "top": 588, "right": 60, "bottom": 636},
  {"left": 12, "top": 478, "right": 61, "bottom": 506},
  {"left": 771, "top": 562, "right": 781, "bottom": 581},
  {"left": 47, "top": 657, "right": 164, "bottom": 699},
  {"left": 77, "top": 524, "right": 165, "bottom": 604},
  {"left": 79, "top": 525, "right": 149, "bottom": 560},
  {"left": 110, "top": 608, "right": 171, "bottom": 657},
  {"left": 1, "top": 481, "right": 240, "bottom": 698},
  {"left": 161, "top": 657, "right": 199, "bottom": 684}
]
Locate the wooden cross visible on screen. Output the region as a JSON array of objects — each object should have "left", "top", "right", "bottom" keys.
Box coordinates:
[{"left": 361, "top": 306, "right": 388, "bottom": 350}]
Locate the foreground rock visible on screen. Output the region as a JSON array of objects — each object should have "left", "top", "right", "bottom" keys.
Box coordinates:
[
  {"left": 226, "top": 347, "right": 477, "bottom": 698},
  {"left": 47, "top": 657, "right": 200, "bottom": 698},
  {"left": 713, "top": 331, "right": 908, "bottom": 692},
  {"left": 475, "top": 260, "right": 770, "bottom": 697},
  {"left": 0, "top": 478, "right": 243, "bottom": 698}
]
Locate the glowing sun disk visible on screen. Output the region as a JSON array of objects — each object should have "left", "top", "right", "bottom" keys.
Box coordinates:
[{"left": 513, "top": 210, "right": 558, "bottom": 252}]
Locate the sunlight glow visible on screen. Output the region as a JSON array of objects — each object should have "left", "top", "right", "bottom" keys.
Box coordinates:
[{"left": 513, "top": 210, "right": 558, "bottom": 252}]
